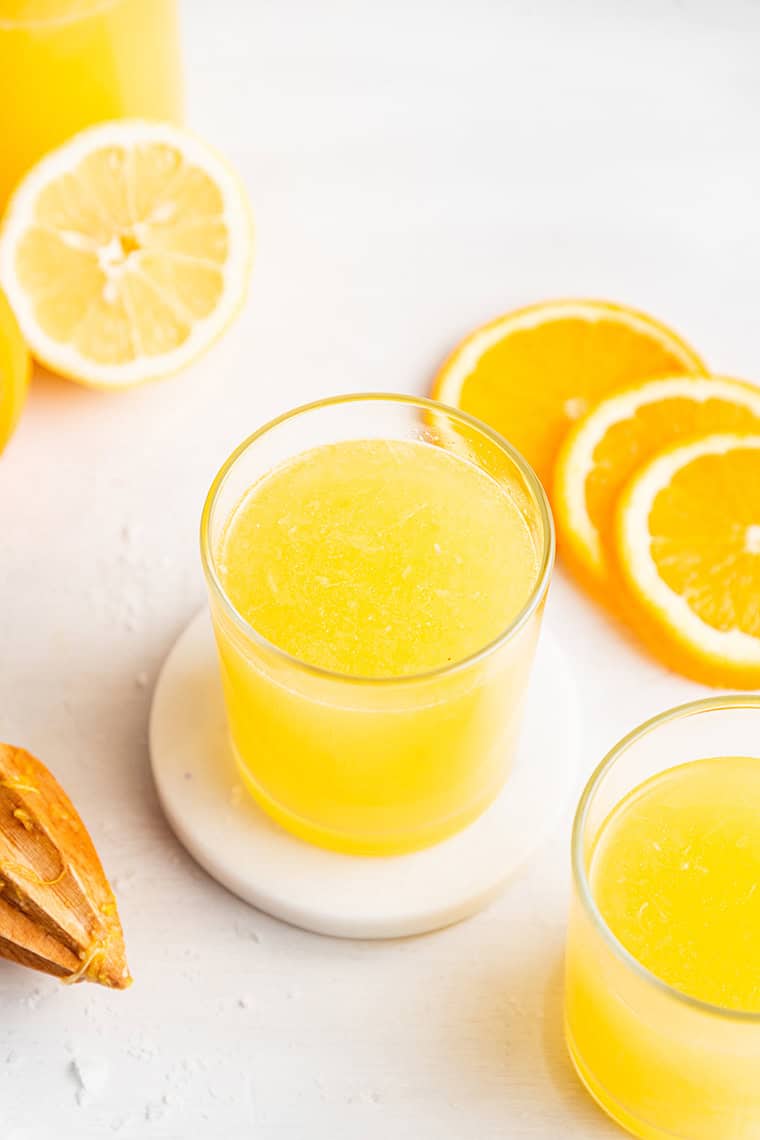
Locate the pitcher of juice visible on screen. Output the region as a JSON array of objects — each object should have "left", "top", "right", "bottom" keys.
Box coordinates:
[{"left": 0, "top": 0, "right": 183, "bottom": 208}]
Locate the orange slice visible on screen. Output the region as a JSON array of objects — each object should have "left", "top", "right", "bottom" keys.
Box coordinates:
[
  {"left": 0, "top": 120, "right": 253, "bottom": 389},
  {"left": 615, "top": 433, "right": 760, "bottom": 687},
  {"left": 554, "top": 376, "right": 760, "bottom": 594},
  {"left": 431, "top": 300, "right": 705, "bottom": 487},
  {"left": 0, "top": 288, "right": 30, "bottom": 454}
]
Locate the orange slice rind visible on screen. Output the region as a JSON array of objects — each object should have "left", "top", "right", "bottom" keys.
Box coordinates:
[
  {"left": 615, "top": 433, "right": 760, "bottom": 687},
  {"left": 431, "top": 299, "right": 705, "bottom": 488},
  {"left": 554, "top": 375, "right": 760, "bottom": 594}
]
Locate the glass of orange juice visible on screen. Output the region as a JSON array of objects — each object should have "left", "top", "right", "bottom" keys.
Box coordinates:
[
  {"left": 200, "top": 394, "right": 553, "bottom": 857},
  {"left": 565, "top": 696, "right": 760, "bottom": 1140},
  {"left": 0, "top": 0, "right": 183, "bottom": 208}
]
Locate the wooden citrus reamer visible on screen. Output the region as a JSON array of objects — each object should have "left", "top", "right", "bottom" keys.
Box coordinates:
[{"left": 0, "top": 744, "right": 130, "bottom": 988}]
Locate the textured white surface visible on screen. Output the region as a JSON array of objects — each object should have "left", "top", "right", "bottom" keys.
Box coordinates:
[
  {"left": 0, "top": 0, "right": 758, "bottom": 1136},
  {"left": 150, "top": 614, "right": 579, "bottom": 939}
]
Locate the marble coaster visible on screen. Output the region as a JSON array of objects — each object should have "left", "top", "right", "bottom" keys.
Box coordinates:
[{"left": 150, "top": 610, "right": 581, "bottom": 939}]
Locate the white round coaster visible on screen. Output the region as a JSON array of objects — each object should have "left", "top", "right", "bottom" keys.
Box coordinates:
[{"left": 150, "top": 611, "right": 580, "bottom": 939}]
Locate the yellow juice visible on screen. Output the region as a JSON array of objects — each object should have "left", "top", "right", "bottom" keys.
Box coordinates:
[
  {"left": 207, "top": 433, "right": 548, "bottom": 856},
  {"left": 566, "top": 755, "right": 760, "bottom": 1140},
  {"left": 591, "top": 757, "right": 760, "bottom": 1013},
  {"left": 0, "top": 0, "right": 183, "bottom": 208}
]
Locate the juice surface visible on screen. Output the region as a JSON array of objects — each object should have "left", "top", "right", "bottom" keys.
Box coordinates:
[
  {"left": 0, "top": 0, "right": 182, "bottom": 207},
  {"left": 210, "top": 436, "right": 546, "bottom": 854},
  {"left": 591, "top": 755, "right": 760, "bottom": 1012},
  {"left": 218, "top": 438, "right": 540, "bottom": 677}
]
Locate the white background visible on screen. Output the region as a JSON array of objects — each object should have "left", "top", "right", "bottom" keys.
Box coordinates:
[{"left": 1, "top": 0, "right": 759, "bottom": 1136}]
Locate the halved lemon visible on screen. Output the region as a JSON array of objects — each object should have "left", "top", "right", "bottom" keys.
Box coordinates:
[
  {"left": 0, "top": 288, "right": 30, "bottom": 454},
  {"left": 616, "top": 433, "right": 760, "bottom": 687},
  {"left": 431, "top": 299, "right": 705, "bottom": 488},
  {"left": 0, "top": 121, "right": 253, "bottom": 389},
  {"left": 554, "top": 376, "right": 760, "bottom": 593}
]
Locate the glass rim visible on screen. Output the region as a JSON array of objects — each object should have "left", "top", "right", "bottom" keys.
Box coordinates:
[
  {"left": 0, "top": 1, "right": 120, "bottom": 29},
  {"left": 572, "top": 693, "right": 760, "bottom": 1024},
  {"left": 200, "top": 391, "right": 555, "bottom": 687}
]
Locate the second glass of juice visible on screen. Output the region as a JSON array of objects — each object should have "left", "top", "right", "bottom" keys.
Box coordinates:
[
  {"left": 0, "top": 0, "right": 183, "bottom": 208},
  {"left": 565, "top": 697, "right": 760, "bottom": 1140},
  {"left": 201, "top": 394, "right": 553, "bottom": 856}
]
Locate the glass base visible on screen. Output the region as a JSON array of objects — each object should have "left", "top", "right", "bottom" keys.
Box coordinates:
[
  {"left": 235, "top": 753, "right": 502, "bottom": 857},
  {"left": 565, "top": 1016, "right": 686, "bottom": 1140},
  {"left": 150, "top": 609, "right": 580, "bottom": 937}
]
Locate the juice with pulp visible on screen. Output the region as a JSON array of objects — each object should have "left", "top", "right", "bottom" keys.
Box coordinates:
[
  {"left": 210, "top": 436, "right": 545, "bottom": 855},
  {"left": 566, "top": 755, "right": 760, "bottom": 1139},
  {"left": 591, "top": 756, "right": 760, "bottom": 1013}
]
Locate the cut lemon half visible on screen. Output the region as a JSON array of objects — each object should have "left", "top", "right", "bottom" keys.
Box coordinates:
[
  {"left": 0, "top": 288, "right": 30, "bottom": 454},
  {"left": 0, "top": 121, "right": 253, "bottom": 389},
  {"left": 431, "top": 299, "right": 705, "bottom": 488},
  {"left": 554, "top": 376, "right": 760, "bottom": 593},
  {"left": 616, "top": 433, "right": 760, "bottom": 687}
]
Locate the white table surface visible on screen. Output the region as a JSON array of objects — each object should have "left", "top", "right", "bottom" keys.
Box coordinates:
[{"left": 1, "top": 1, "right": 758, "bottom": 1136}]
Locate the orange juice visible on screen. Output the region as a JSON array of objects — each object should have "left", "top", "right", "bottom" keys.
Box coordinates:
[
  {"left": 566, "top": 719, "right": 760, "bottom": 1140},
  {"left": 219, "top": 440, "right": 539, "bottom": 678},
  {"left": 590, "top": 757, "right": 760, "bottom": 1014},
  {"left": 202, "top": 399, "right": 552, "bottom": 856},
  {"left": 0, "top": 0, "right": 182, "bottom": 208}
]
